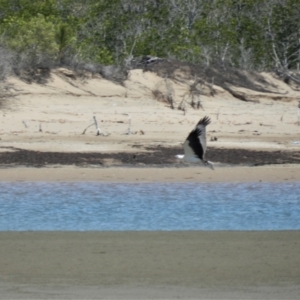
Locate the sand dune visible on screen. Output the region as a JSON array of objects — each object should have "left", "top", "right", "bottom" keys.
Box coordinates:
[
  {"left": 1, "top": 67, "right": 300, "bottom": 181},
  {"left": 2, "top": 68, "right": 300, "bottom": 154}
]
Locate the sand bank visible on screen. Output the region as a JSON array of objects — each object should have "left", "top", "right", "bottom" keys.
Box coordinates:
[
  {"left": 0, "top": 231, "right": 300, "bottom": 299},
  {"left": 0, "top": 164, "right": 299, "bottom": 183}
]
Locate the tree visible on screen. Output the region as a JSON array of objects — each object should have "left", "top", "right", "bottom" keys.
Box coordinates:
[{"left": 2, "top": 14, "right": 59, "bottom": 68}]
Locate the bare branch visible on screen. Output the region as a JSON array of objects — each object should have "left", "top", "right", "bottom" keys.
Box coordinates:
[
  {"left": 93, "top": 116, "right": 101, "bottom": 136},
  {"left": 82, "top": 123, "right": 94, "bottom": 135}
]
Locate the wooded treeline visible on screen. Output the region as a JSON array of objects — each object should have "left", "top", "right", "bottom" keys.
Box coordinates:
[{"left": 0, "top": 0, "right": 299, "bottom": 77}]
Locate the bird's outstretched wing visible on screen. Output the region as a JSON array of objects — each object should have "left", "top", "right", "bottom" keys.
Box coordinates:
[{"left": 184, "top": 116, "right": 211, "bottom": 160}]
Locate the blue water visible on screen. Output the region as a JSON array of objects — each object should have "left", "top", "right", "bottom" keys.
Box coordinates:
[{"left": 0, "top": 182, "right": 299, "bottom": 231}]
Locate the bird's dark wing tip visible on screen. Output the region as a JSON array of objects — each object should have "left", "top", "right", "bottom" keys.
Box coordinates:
[{"left": 197, "top": 116, "right": 211, "bottom": 126}]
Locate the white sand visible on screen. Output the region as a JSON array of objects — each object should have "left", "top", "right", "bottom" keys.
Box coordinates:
[{"left": 1, "top": 68, "right": 300, "bottom": 155}]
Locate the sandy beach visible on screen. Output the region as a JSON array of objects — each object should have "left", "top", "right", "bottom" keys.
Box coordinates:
[
  {"left": 0, "top": 67, "right": 300, "bottom": 298},
  {"left": 0, "top": 164, "right": 300, "bottom": 183},
  {"left": 1, "top": 231, "right": 300, "bottom": 299}
]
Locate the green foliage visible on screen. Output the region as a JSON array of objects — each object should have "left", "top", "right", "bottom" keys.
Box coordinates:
[
  {"left": 2, "top": 14, "right": 58, "bottom": 57},
  {"left": 0, "top": 0, "right": 58, "bottom": 21},
  {"left": 78, "top": 40, "right": 114, "bottom": 65},
  {"left": 55, "top": 23, "right": 77, "bottom": 62},
  {"left": 0, "top": 0, "right": 299, "bottom": 71}
]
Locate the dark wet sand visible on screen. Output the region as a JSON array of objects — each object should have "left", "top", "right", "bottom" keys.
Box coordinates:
[{"left": 0, "top": 231, "right": 300, "bottom": 299}]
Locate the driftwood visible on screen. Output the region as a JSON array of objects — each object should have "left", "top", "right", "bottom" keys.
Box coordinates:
[
  {"left": 82, "top": 123, "right": 94, "bottom": 135},
  {"left": 122, "top": 114, "right": 136, "bottom": 135},
  {"left": 93, "top": 116, "right": 101, "bottom": 136},
  {"left": 234, "top": 122, "right": 252, "bottom": 125},
  {"left": 216, "top": 108, "right": 220, "bottom": 120},
  {"left": 82, "top": 116, "right": 110, "bottom": 136},
  {"left": 178, "top": 78, "right": 205, "bottom": 114},
  {"left": 259, "top": 123, "right": 275, "bottom": 127}
]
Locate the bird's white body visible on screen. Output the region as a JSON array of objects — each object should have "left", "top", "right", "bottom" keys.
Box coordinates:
[
  {"left": 176, "top": 139, "right": 205, "bottom": 162},
  {"left": 182, "top": 139, "right": 203, "bottom": 162}
]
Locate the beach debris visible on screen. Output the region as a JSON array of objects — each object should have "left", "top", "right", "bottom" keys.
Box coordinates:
[
  {"left": 179, "top": 78, "right": 206, "bottom": 114},
  {"left": 137, "top": 55, "right": 161, "bottom": 67},
  {"left": 122, "top": 114, "right": 136, "bottom": 135},
  {"left": 82, "top": 116, "right": 110, "bottom": 136},
  {"left": 82, "top": 121, "right": 94, "bottom": 134},
  {"left": 93, "top": 116, "right": 101, "bottom": 136},
  {"left": 152, "top": 78, "right": 175, "bottom": 109},
  {"left": 177, "top": 100, "right": 186, "bottom": 115},
  {"left": 197, "top": 100, "right": 204, "bottom": 110},
  {"left": 253, "top": 130, "right": 261, "bottom": 136},
  {"left": 259, "top": 123, "right": 275, "bottom": 127},
  {"left": 210, "top": 136, "right": 218, "bottom": 141},
  {"left": 234, "top": 121, "right": 252, "bottom": 126},
  {"left": 39, "top": 123, "right": 42, "bottom": 132},
  {"left": 22, "top": 120, "right": 28, "bottom": 128},
  {"left": 216, "top": 108, "right": 220, "bottom": 120}
]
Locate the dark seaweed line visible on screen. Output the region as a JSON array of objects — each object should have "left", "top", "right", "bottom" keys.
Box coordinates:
[{"left": 0, "top": 146, "right": 299, "bottom": 167}]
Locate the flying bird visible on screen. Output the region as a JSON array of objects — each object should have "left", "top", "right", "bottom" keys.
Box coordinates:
[{"left": 176, "top": 116, "right": 214, "bottom": 170}]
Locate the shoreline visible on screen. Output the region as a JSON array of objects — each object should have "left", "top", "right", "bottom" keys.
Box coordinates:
[{"left": 0, "top": 164, "right": 299, "bottom": 183}]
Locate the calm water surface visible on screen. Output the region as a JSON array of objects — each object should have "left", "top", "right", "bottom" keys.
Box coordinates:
[{"left": 0, "top": 182, "right": 299, "bottom": 231}]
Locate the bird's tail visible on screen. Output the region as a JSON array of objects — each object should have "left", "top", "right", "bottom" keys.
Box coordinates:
[{"left": 206, "top": 160, "right": 214, "bottom": 170}]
